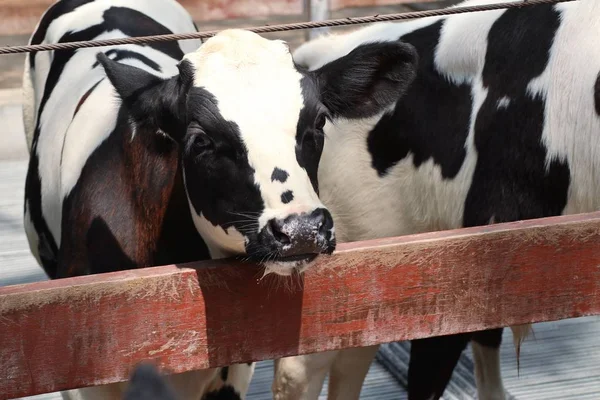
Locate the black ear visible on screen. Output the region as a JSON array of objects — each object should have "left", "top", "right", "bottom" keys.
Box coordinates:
[
  {"left": 96, "top": 52, "right": 188, "bottom": 137},
  {"left": 123, "top": 363, "right": 178, "bottom": 400},
  {"left": 97, "top": 52, "right": 163, "bottom": 99},
  {"left": 315, "top": 41, "right": 418, "bottom": 119}
]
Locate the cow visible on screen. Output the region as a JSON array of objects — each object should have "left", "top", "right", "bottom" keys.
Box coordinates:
[
  {"left": 270, "top": 0, "right": 600, "bottom": 399},
  {"left": 21, "top": 0, "right": 418, "bottom": 398}
]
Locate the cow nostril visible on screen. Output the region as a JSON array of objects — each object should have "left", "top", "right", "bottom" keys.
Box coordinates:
[
  {"left": 314, "top": 209, "right": 331, "bottom": 238},
  {"left": 269, "top": 219, "right": 291, "bottom": 246},
  {"left": 317, "top": 218, "right": 326, "bottom": 237}
]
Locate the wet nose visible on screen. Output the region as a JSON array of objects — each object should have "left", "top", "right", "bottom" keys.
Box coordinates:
[{"left": 264, "top": 208, "right": 334, "bottom": 256}]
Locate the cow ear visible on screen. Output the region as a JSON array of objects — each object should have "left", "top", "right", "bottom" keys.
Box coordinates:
[
  {"left": 96, "top": 53, "right": 187, "bottom": 139},
  {"left": 315, "top": 41, "right": 418, "bottom": 119}
]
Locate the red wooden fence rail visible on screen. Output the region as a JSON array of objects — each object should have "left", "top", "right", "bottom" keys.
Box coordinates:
[{"left": 2, "top": 212, "right": 600, "bottom": 399}]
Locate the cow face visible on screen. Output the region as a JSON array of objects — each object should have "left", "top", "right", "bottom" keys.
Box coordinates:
[{"left": 98, "top": 29, "right": 417, "bottom": 276}]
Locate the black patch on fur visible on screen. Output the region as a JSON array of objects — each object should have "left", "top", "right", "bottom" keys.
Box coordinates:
[
  {"left": 367, "top": 21, "right": 472, "bottom": 178},
  {"left": 220, "top": 366, "right": 229, "bottom": 381},
  {"left": 181, "top": 88, "right": 265, "bottom": 242},
  {"left": 271, "top": 167, "right": 289, "bottom": 183},
  {"left": 29, "top": 0, "right": 95, "bottom": 69},
  {"left": 295, "top": 75, "right": 326, "bottom": 194},
  {"left": 464, "top": 4, "right": 570, "bottom": 227},
  {"left": 281, "top": 190, "right": 294, "bottom": 204},
  {"left": 91, "top": 49, "right": 162, "bottom": 72},
  {"left": 313, "top": 41, "right": 418, "bottom": 119},
  {"left": 409, "top": 333, "right": 471, "bottom": 400},
  {"left": 24, "top": 145, "right": 59, "bottom": 278},
  {"left": 102, "top": 7, "right": 184, "bottom": 60},
  {"left": 595, "top": 72, "right": 600, "bottom": 115},
  {"left": 202, "top": 385, "right": 242, "bottom": 400}
]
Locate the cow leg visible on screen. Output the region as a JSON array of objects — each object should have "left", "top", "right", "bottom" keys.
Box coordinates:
[
  {"left": 327, "top": 345, "right": 379, "bottom": 400},
  {"left": 273, "top": 351, "right": 338, "bottom": 400},
  {"left": 204, "top": 364, "right": 256, "bottom": 399},
  {"left": 472, "top": 328, "right": 506, "bottom": 400},
  {"left": 407, "top": 333, "right": 471, "bottom": 400}
]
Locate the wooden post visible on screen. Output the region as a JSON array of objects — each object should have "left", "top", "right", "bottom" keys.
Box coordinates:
[{"left": 305, "top": 0, "right": 331, "bottom": 41}]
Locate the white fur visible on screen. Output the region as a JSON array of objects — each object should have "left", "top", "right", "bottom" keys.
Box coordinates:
[
  {"left": 22, "top": 55, "right": 35, "bottom": 152},
  {"left": 528, "top": 0, "right": 600, "bottom": 214},
  {"left": 472, "top": 342, "right": 506, "bottom": 400},
  {"left": 206, "top": 363, "right": 257, "bottom": 398},
  {"left": 279, "top": 0, "right": 600, "bottom": 399},
  {"left": 496, "top": 96, "right": 511, "bottom": 109}
]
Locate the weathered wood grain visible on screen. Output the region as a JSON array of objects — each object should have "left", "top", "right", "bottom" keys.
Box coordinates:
[{"left": 1, "top": 211, "right": 600, "bottom": 399}]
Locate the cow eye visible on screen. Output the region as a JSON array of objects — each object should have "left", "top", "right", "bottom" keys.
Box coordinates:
[
  {"left": 193, "top": 134, "right": 212, "bottom": 152},
  {"left": 186, "top": 123, "right": 213, "bottom": 154},
  {"left": 315, "top": 113, "right": 327, "bottom": 131}
]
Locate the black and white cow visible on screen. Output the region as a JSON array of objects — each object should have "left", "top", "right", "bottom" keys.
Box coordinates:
[
  {"left": 271, "top": 0, "right": 600, "bottom": 399},
  {"left": 21, "top": 0, "right": 417, "bottom": 398}
]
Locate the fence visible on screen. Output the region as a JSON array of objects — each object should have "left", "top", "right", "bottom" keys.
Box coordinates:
[{"left": 2, "top": 212, "right": 600, "bottom": 398}]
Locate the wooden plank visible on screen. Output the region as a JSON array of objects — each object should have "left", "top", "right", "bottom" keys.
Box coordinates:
[
  {"left": 0, "top": 0, "right": 439, "bottom": 36},
  {"left": 2, "top": 212, "right": 600, "bottom": 399}
]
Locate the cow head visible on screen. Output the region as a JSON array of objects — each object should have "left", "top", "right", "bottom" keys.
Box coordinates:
[{"left": 98, "top": 29, "right": 417, "bottom": 276}]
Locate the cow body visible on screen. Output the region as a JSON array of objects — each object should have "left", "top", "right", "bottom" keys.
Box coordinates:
[
  {"left": 23, "top": 1, "right": 419, "bottom": 399},
  {"left": 275, "top": 0, "right": 600, "bottom": 399}
]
